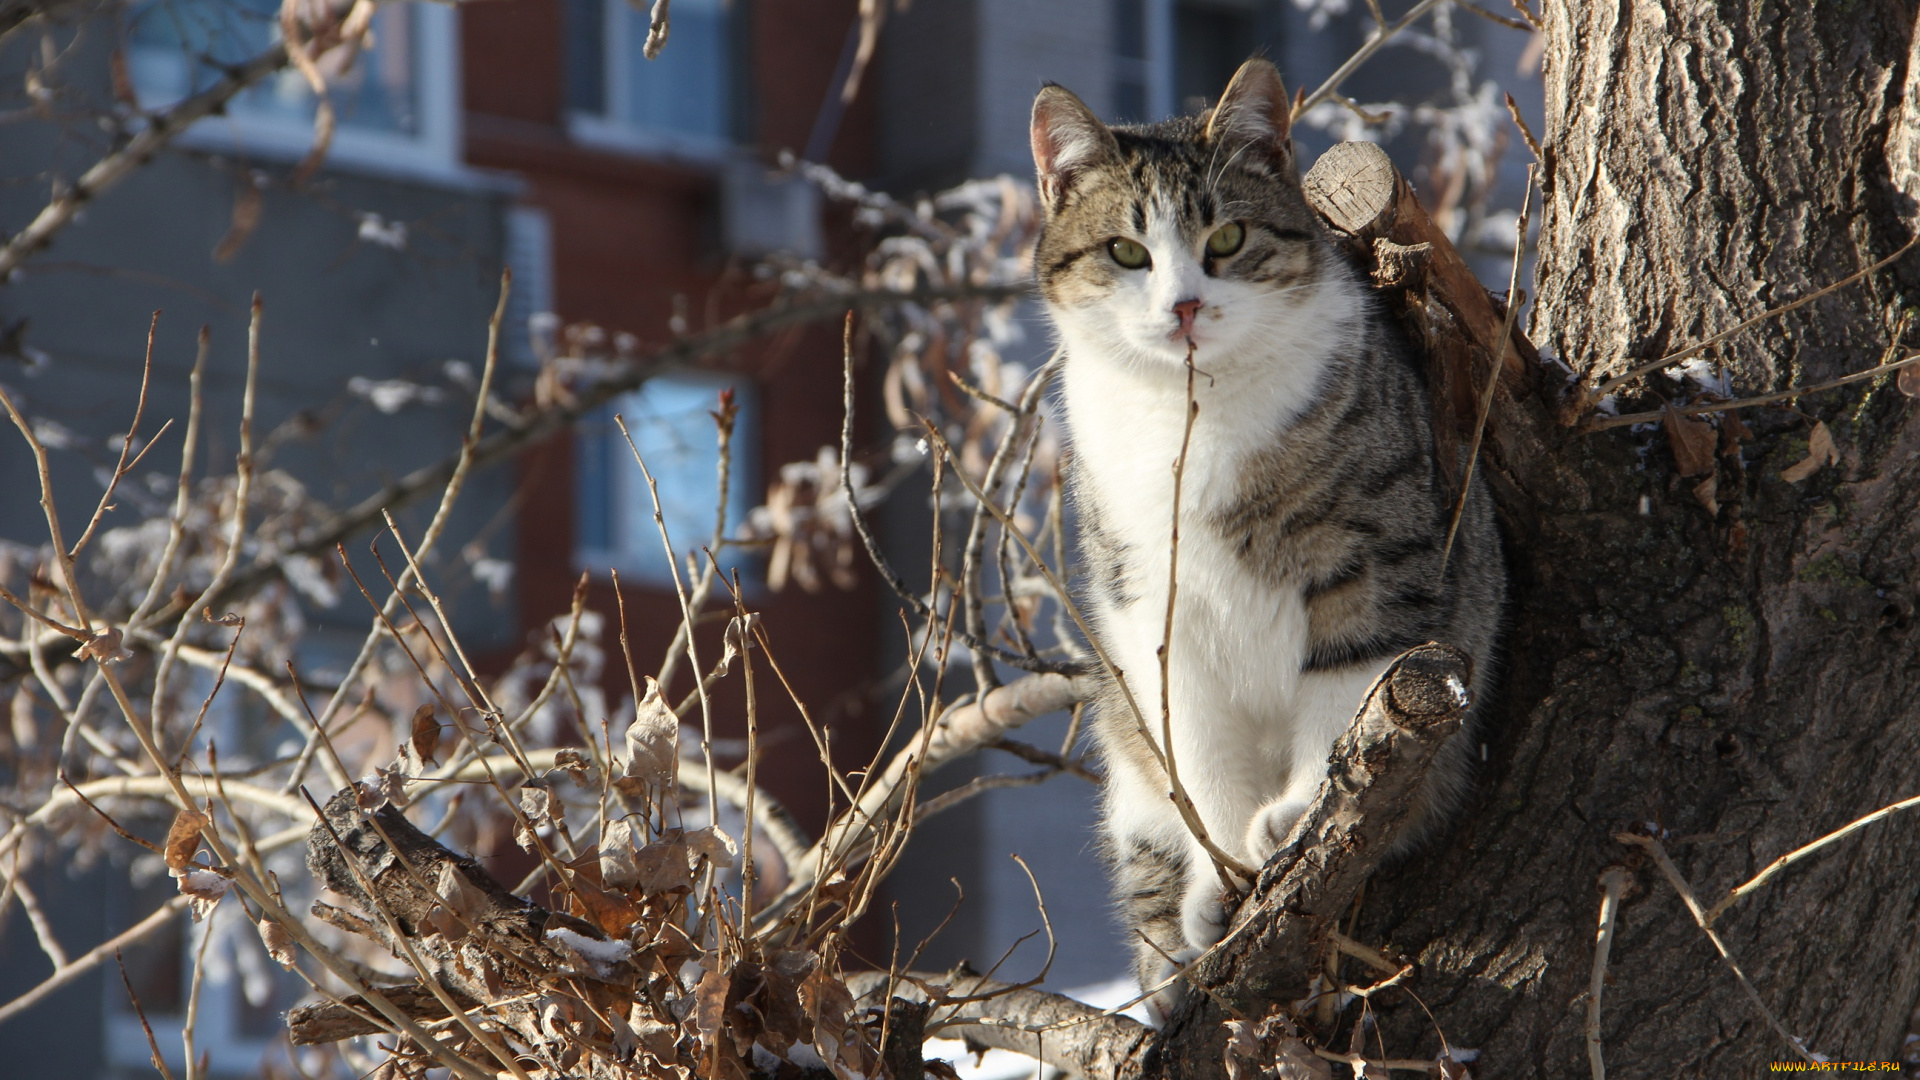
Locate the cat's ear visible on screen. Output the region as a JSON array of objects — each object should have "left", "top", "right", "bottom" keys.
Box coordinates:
[
  {"left": 1031, "top": 84, "right": 1120, "bottom": 212},
  {"left": 1206, "top": 59, "right": 1293, "bottom": 169}
]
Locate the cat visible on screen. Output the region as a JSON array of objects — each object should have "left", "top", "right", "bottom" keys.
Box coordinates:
[{"left": 1028, "top": 58, "right": 1506, "bottom": 1012}]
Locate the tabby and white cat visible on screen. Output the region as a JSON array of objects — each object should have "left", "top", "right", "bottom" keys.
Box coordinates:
[{"left": 1029, "top": 59, "right": 1505, "bottom": 1008}]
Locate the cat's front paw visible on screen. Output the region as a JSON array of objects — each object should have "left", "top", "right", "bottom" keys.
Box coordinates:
[
  {"left": 1246, "top": 795, "right": 1313, "bottom": 865},
  {"left": 1179, "top": 876, "right": 1231, "bottom": 954}
]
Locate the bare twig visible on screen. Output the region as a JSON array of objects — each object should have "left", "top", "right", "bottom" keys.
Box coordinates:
[
  {"left": 128, "top": 325, "right": 208, "bottom": 629},
  {"left": 921, "top": 422, "right": 1255, "bottom": 881},
  {"left": 1505, "top": 91, "right": 1542, "bottom": 163},
  {"left": 837, "top": 315, "right": 1081, "bottom": 676},
  {"left": 1587, "top": 866, "right": 1634, "bottom": 1080},
  {"left": 1703, "top": 790, "right": 1920, "bottom": 926},
  {"left": 1293, "top": 0, "right": 1450, "bottom": 121},
  {"left": 1441, "top": 164, "right": 1531, "bottom": 574},
  {"left": 284, "top": 270, "right": 510, "bottom": 794},
  {"left": 205, "top": 283, "right": 1023, "bottom": 618},
  {"left": 1584, "top": 351, "right": 1920, "bottom": 432},
  {"left": 1585, "top": 236, "right": 1920, "bottom": 407},
  {"left": 754, "top": 670, "right": 1091, "bottom": 930},
  {"left": 614, "top": 416, "right": 720, "bottom": 829},
  {"left": 0, "top": 43, "right": 292, "bottom": 280},
  {"left": 1614, "top": 832, "right": 1818, "bottom": 1065},
  {"left": 68, "top": 310, "right": 160, "bottom": 561}
]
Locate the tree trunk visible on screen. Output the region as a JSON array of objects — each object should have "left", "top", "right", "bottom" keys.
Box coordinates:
[
  {"left": 1142, "top": 4, "right": 1920, "bottom": 1077},
  {"left": 1343, "top": 2, "right": 1920, "bottom": 1074}
]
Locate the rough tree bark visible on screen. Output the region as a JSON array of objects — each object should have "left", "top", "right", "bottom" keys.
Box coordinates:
[{"left": 1287, "top": 3, "right": 1920, "bottom": 1075}]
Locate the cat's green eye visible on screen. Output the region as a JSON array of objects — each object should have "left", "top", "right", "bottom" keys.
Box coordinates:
[
  {"left": 1207, "top": 222, "right": 1246, "bottom": 257},
  {"left": 1108, "top": 238, "right": 1151, "bottom": 270}
]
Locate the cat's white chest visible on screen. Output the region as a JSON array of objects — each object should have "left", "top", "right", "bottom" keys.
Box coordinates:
[{"left": 1061, "top": 352, "right": 1313, "bottom": 749}]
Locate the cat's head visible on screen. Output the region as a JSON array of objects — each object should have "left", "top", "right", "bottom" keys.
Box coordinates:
[{"left": 1030, "top": 59, "right": 1338, "bottom": 371}]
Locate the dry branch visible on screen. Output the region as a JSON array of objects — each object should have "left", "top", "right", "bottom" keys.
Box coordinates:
[
  {"left": 848, "top": 969, "right": 1155, "bottom": 1080},
  {"left": 1151, "top": 643, "right": 1474, "bottom": 1076},
  {"left": 839, "top": 644, "right": 1475, "bottom": 1080},
  {"left": 756, "top": 670, "right": 1093, "bottom": 930},
  {"left": 0, "top": 44, "right": 291, "bottom": 280}
]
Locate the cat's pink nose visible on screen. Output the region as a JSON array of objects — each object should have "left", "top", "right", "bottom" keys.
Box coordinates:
[{"left": 1172, "top": 298, "right": 1203, "bottom": 336}]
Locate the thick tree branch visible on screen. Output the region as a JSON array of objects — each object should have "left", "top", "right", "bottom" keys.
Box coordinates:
[{"left": 847, "top": 970, "right": 1154, "bottom": 1080}]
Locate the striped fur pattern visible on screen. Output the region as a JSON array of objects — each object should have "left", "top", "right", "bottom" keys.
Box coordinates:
[{"left": 1030, "top": 60, "right": 1505, "bottom": 1011}]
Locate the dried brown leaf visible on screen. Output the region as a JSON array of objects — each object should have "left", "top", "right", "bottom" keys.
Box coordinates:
[
  {"left": 752, "top": 950, "right": 816, "bottom": 1055},
  {"left": 625, "top": 677, "right": 679, "bottom": 787},
  {"left": 565, "top": 872, "right": 641, "bottom": 939},
  {"left": 177, "top": 868, "right": 228, "bottom": 922},
  {"left": 164, "top": 808, "right": 211, "bottom": 873},
  {"left": 693, "top": 966, "right": 732, "bottom": 1061},
  {"left": 814, "top": 875, "right": 855, "bottom": 908},
  {"left": 72, "top": 627, "right": 133, "bottom": 664},
  {"left": 1720, "top": 410, "right": 1752, "bottom": 455},
  {"left": 630, "top": 837, "right": 696, "bottom": 896},
  {"left": 798, "top": 965, "right": 856, "bottom": 1078},
  {"left": 554, "top": 747, "right": 592, "bottom": 782},
  {"left": 409, "top": 703, "right": 441, "bottom": 766},
  {"left": 1274, "top": 1038, "right": 1334, "bottom": 1080},
  {"left": 257, "top": 916, "right": 297, "bottom": 969},
  {"left": 213, "top": 181, "right": 263, "bottom": 263},
  {"left": 436, "top": 861, "right": 490, "bottom": 927},
  {"left": 1692, "top": 474, "right": 1719, "bottom": 516},
  {"left": 685, "top": 825, "right": 737, "bottom": 866},
  {"left": 631, "top": 1017, "right": 680, "bottom": 1064},
  {"left": 1781, "top": 420, "right": 1839, "bottom": 482},
  {"left": 600, "top": 818, "right": 640, "bottom": 890},
  {"left": 374, "top": 763, "right": 410, "bottom": 807},
  {"left": 720, "top": 613, "right": 760, "bottom": 673},
  {"left": 517, "top": 782, "right": 554, "bottom": 851},
  {"left": 1223, "top": 1018, "right": 1262, "bottom": 1080},
  {"left": 1662, "top": 405, "right": 1717, "bottom": 477}
]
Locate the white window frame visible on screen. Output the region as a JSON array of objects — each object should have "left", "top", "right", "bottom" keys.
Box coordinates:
[
  {"left": 564, "top": 0, "right": 732, "bottom": 165},
  {"left": 136, "top": 2, "right": 468, "bottom": 186}
]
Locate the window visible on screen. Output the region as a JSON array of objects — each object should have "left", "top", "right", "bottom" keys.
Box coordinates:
[
  {"left": 564, "top": 0, "right": 738, "bottom": 159},
  {"left": 126, "top": 0, "right": 461, "bottom": 180},
  {"left": 576, "top": 373, "right": 759, "bottom": 590}
]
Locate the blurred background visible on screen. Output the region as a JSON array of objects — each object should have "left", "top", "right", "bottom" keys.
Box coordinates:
[{"left": 0, "top": 0, "right": 1541, "bottom": 1074}]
